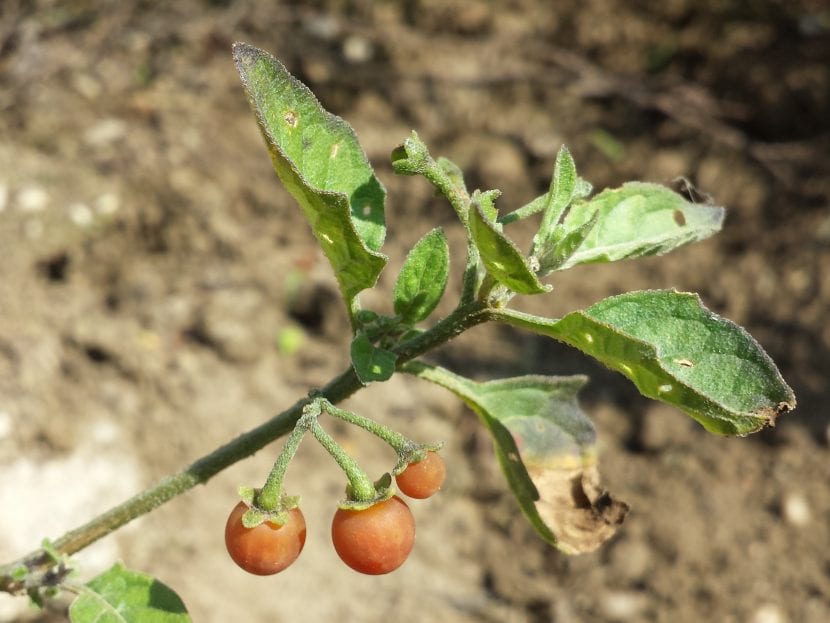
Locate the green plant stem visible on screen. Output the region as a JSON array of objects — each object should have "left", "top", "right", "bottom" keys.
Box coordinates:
[
  {"left": 0, "top": 300, "right": 491, "bottom": 594},
  {"left": 255, "top": 406, "right": 316, "bottom": 511},
  {"left": 321, "top": 401, "right": 413, "bottom": 454},
  {"left": 309, "top": 419, "right": 376, "bottom": 502}
]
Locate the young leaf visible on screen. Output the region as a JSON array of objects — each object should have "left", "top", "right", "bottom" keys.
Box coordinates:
[
  {"left": 538, "top": 210, "right": 600, "bottom": 274},
  {"left": 495, "top": 290, "right": 796, "bottom": 435},
  {"left": 350, "top": 333, "right": 397, "bottom": 384},
  {"left": 391, "top": 131, "right": 431, "bottom": 176},
  {"left": 393, "top": 228, "right": 450, "bottom": 324},
  {"left": 469, "top": 202, "right": 550, "bottom": 295},
  {"left": 533, "top": 145, "right": 578, "bottom": 253},
  {"left": 233, "top": 43, "right": 387, "bottom": 308},
  {"left": 552, "top": 182, "right": 724, "bottom": 270},
  {"left": 471, "top": 189, "right": 501, "bottom": 222},
  {"left": 404, "top": 363, "right": 628, "bottom": 554},
  {"left": 68, "top": 562, "right": 190, "bottom": 623}
]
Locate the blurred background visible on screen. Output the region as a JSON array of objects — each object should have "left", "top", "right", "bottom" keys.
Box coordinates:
[{"left": 1, "top": 1, "right": 828, "bottom": 621}]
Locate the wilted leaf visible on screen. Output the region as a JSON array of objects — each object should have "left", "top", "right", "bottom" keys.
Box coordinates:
[{"left": 404, "top": 363, "right": 628, "bottom": 553}]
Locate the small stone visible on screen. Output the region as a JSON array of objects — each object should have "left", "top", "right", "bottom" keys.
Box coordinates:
[
  {"left": 342, "top": 35, "right": 373, "bottom": 63},
  {"left": 303, "top": 14, "right": 340, "bottom": 40},
  {"left": 600, "top": 591, "right": 647, "bottom": 621},
  {"left": 84, "top": 118, "right": 127, "bottom": 147},
  {"left": 781, "top": 492, "right": 811, "bottom": 526},
  {"left": 69, "top": 202, "right": 93, "bottom": 226},
  {"left": 17, "top": 186, "right": 49, "bottom": 212},
  {"left": 94, "top": 193, "right": 121, "bottom": 216},
  {"left": 751, "top": 603, "right": 786, "bottom": 623}
]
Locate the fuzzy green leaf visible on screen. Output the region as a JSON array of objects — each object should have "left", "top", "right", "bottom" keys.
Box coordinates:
[
  {"left": 350, "top": 333, "right": 397, "bottom": 384},
  {"left": 404, "top": 363, "right": 627, "bottom": 554},
  {"left": 539, "top": 210, "right": 600, "bottom": 274},
  {"left": 234, "top": 43, "right": 387, "bottom": 308},
  {"left": 469, "top": 202, "right": 549, "bottom": 295},
  {"left": 68, "top": 563, "right": 190, "bottom": 623},
  {"left": 553, "top": 182, "right": 723, "bottom": 270},
  {"left": 496, "top": 290, "right": 796, "bottom": 435},
  {"left": 533, "top": 146, "right": 578, "bottom": 251},
  {"left": 393, "top": 228, "right": 450, "bottom": 324}
]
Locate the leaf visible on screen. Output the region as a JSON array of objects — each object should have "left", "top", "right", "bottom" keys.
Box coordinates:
[
  {"left": 495, "top": 290, "right": 796, "bottom": 435},
  {"left": 393, "top": 228, "right": 450, "bottom": 324},
  {"left": 390, "top": 131, "right": 430, "bottom": 176},
  {"left": 553, "top": 182, "right": 724, "bottom": 270},
  {"left": 471, "top": 189, "right": 501, "bottom": 222},
  {"left": 350, "top": 333, "right": 397, "bottom": 384},
  {"left": 499, "top": 147, "right": 583, "bottom": 227},
  {"left": 68, "top": 562, "right": 190, "bottom": 623},
  {"left": 233, "top": 43, "right": 387, "bottom": 307},
  {"left": 404, "top": 363, "right": 628, "bottom": 554},
  {"left": 469, "top": 202, "right": 549, "bottom": 295},
  {"left": 538, "top": 210, "right": 600, "bottom": 274},
  {"left": 533, "top": 146, "right": 578, "bottom": 253}
]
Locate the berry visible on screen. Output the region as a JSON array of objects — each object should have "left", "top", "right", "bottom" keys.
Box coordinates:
[
  {"left": 225, "top": 502, "right": 306, "bottom": 575},
  {"left": 396, "top": 451, "right": 446, "bottom": 499},
  {"left": 331, "top": 496, "right": 415, "bottom": 575}
]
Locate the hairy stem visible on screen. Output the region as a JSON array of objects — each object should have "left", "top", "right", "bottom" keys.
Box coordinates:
[
  {"left": 322, "top": 401, "right": 413, "bottom": 454},
  {"left": 309, "top": 419, "right": 376, "bottom": 502}
]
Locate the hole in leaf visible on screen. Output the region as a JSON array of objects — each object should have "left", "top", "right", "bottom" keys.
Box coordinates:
[{"left": 283, "top": 109, "right": 298, "bottom": 128}]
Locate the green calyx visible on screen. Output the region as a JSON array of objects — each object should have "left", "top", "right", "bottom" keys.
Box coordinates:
[{"left": 238, "top": 486, "right": 300, "bottom": 529}]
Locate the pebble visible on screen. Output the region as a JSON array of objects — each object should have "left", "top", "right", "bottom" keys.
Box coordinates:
[
  {"left": 84, "top": 118, "right": 127, "bottom": 147},
  {"left": 342, "top": 35, "right": 373, "bottom": 63},
  {"left": 94, "top": 192, "right": 121, "bottom": 216},
  {"left": 781, "top": 492, "right": 811, "bottom": 526},
  {"left": 600, "top": 591, "right": 648, "bottom": 620},
  {"left": 17, "top": 186, "right": 49, "bottom": 212},
  {"left": 751, "top": 603, "right": 786, "bottom": 623},
  {"left": 69, "top": 202, "right": 94, "bottom": 226}
]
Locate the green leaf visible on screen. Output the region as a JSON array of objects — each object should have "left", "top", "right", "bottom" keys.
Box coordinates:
[
  {"left": 533, "top": 146, "right": 578, "bottom": 252},
  {"left": 471, "top": 189, "right": 501, "bottom": 222},
  {"left": 350, "top": 333, "right": 397, "bottom": 384},
  {"left": 469, "top": 202, "right": 549, "bottom": 295},
  {"left": 393, "top": 228, "right": 450, "bottom": 324},
  {"left": 390, "top": 131, "right": 430, "bottom": 176},
  {"left": 68, "top": 563, "right": 190, "bottom": 623},
  {"left": 538, "top": 210, "right": 600, "bottom": 274},
  {"left": 233, "top": 43, "right": 387, "bottom": 308},
  {"left": 404, "top": 363, "right": 628, "bottom": 554},
  {"left": 552, "top": 182, "right": 724, "bottom": 270},
  {"left": 495, "top": 290, "right": 796, "bottom": 435}
]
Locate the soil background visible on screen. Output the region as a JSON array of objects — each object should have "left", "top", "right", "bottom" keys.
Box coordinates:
[{"left": 1, "top": 1, "right": 829, "bottom": 622}]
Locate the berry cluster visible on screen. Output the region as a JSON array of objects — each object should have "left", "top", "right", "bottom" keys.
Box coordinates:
[{"left": 224, "top": 398, "right": 446, "bottom": 576}]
